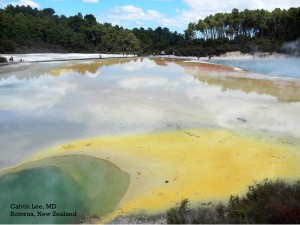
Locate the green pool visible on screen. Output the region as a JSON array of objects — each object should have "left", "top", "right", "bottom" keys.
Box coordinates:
[{"left": 0, "top": 155, "right": 129, "bottom": 224}]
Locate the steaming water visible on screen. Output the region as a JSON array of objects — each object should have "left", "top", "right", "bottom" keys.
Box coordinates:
[
  {"left": 0, "top": 155, "right": 129, "bottom": 223},
  {"left": 212, "top": 57, "right": 300, "bottom": 78},
  {"left": 0, "top": 57, "right": 299, "bottom": 168},
  {"left": 0, "top": 167, "right": 88, "bottom": 224},
  {"left": 0, "top": 56, "right": 299, "bottom": 222}
]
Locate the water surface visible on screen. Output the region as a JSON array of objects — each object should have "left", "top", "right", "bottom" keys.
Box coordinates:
[
  {"left": 0, "top": 155, "right": 129, "bottom": 223},
  {"left": 0, "top": 56, "right": 299, "bottom": 222},
  {"left": 212, "top": 57, "right": 300, "bottom": 78}
]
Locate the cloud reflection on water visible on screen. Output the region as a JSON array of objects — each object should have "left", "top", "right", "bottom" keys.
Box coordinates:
[
  {"left": 0, "top": 57, "right": 299, "bottom": 170},
  {"left": 169, "top": 59, "right": 300, "bottom": 103}
]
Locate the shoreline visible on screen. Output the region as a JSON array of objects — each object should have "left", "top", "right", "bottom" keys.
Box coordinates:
[
  {"left": 150, "top": 51, "right": 289, "bottom": 61},
  {"left": 0, "top": 54, "right": 137, "bottom": 75},
  {"left": 0, "top": 53, "right": 137, "bottom": 67},
  {"left": 1, "top": 52, "right": 299, "bottom": 82},
  {"left": 0, "top": 51, "right": 291, "bottom": 64}
]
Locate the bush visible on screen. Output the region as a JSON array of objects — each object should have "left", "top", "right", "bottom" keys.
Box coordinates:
[
  {"left": 0, "top": 56, "right": 7, "bottom": 63},
  {"left": 167, "top": 179, "right": 300, "bottom": 224},
  {"left": 167, "top": 198, "right": 190, "bottom": 224},
  {"left": 191, "top": 202, "right": 226, "bottom": 224},
  {"left": 227, "top": 179, "right": 300, "bottom": 223},
  {"left": 0, "top": 40, "right": 16, "bottom": 53},
  {"left": 167, "top": 199, "right": 227, "bottom": 224}
]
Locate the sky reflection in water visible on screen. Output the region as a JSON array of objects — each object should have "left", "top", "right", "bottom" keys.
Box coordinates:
[
  {"left": 0, "top": 58, "right": 299, "bottom": 169},
  {"left": 212, "top": 57, "right": 300, "bottom": 78}
]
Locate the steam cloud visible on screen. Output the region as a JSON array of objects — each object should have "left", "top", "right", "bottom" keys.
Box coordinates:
[{"left": 282, "top": 39, "right": 300, "bottom": 56}]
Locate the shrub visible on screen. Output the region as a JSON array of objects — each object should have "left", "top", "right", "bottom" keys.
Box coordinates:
[
  {"left": 167, "top": 198, "right": 190, "bottom": 224},
  {"left": 167, "top": 199, "right": 227, "bottom": 224},
  {"left": 167, "top": 179, "right": 300, "bottom": 224},
  {"left": 0, "top": 56, "right": 7, "bottom": 63},
  {"left": 0, "top": 40, "right": 16, "bottom": 53},
  {"left": 227, "top": 179, "right": 300, "bottom": 224},
  {"left": 191, "top": 202, "right": 227, "bottom": 224}
]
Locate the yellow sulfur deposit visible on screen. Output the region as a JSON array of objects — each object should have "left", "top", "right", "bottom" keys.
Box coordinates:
[{"left": 27, "top": 129, "right": 300, "bottom": 222}]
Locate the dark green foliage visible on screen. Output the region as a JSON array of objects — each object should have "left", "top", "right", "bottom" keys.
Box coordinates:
[
  {"left": 185, "top": 8, "right": 300, "bottom": 41},
  {"left": 191, "top": 203, "right": 227, "bottom": 224},
  {"left": 0, "top": 4, "right": 299, "bottom": 55},
  {"left": 167, "top": 199, "right": 227, "bottom": 224},
  {"left": 227, "top": 179, "right": 300, "bottom": 223},
  {"left": 183, "top": 7, "right": 300, "bottom": 56},
  {"left": 167, "top": 198, "right": 190, "bottom": 224},
  {"left": 0, "top": 39, "right": 16, "bottom": 53},
  {"left": 0, "top": 5, "right": 141, "bottom": 54},
  {"left": 167, "top": 180, "right": 300, "bottom": 224},
  {"left": 0, "top": 56, "right": 7, "bottom": 62},
  {"left": 132, "top": 27, "right": 185, "bottom": 54}
]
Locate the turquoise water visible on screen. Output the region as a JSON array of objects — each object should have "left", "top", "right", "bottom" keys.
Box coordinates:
[
  {"left": 0, "top": 166, "right": 88, "bottom": 224},
  {"left": 0, "top": 155, "right": 130, "bottom": 224},
  {"left": 212, "top": 57, "right": 300, "bottom": 78}
]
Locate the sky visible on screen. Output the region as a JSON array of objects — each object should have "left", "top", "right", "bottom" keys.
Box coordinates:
[{"left": 0, "top": 0, "right": 299, "bottom": 32}]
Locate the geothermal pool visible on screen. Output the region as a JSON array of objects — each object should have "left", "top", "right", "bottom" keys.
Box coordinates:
[{"left": 0, "top": 56, "right": 300, "bottom": 223}]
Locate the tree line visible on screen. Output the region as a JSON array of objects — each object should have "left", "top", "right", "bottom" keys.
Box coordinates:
[
  {"left": 0, "top": 5, "right": 299, "bottom": 56},
  {"left": 0, "top": 5, "right": 141, "bottom": 54},
  {"left": 182, "top": 7, "right": 300, "bottom": 57},
  {"left": 185, "top": 8, "right": 300, "bottom": 41}
]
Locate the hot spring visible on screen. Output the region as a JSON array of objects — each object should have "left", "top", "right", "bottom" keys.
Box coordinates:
[{"left": 0, "top": 56, "right": 299, "bottom": 223}]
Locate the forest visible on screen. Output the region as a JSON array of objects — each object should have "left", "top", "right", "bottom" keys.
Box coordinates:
[{"left": 0, "top": 5, "right": 299, "bottom": 56}]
